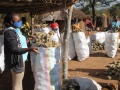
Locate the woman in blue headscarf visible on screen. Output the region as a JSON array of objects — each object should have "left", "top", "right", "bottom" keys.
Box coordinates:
[{"left": 4, "top": 12, "right": 39, "bottom": 90}]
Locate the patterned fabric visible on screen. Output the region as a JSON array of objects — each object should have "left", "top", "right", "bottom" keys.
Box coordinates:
[{"left": 21, "top": 22, "right": 31, "bottom": 39}]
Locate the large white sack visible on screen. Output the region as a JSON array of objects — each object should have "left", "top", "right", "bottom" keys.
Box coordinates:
[
  {"left": 51, "top": 29, "right": 60, "bottom": 43},
  {"left": 73, "top": 32, "right": 89, "bottom": 61},
  {"left": 86, "top": 37, "right": 93, "bottom": 54},
  {"left": 73, "top": 77, "right": 102, "bottom": 90},
  {"left": 90, "top": 32, "right": 106, "bottom": 43},
  {"left": 0, "top": 35, "right": 4, "bottom": 73},
  {"left": 61, "top": 32, "right": 76, "bottom": 60},
  {"left": 34, "top": 47, "right": 61, "bottom": 90},
  {"left": 41, "top": 26, "right": 51, "bottom": 34},
  {"left": 105, "top": 32, "right": 119, "bottom": 58}
]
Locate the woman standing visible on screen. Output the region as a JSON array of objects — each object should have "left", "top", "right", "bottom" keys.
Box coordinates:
[{"left": 4, "top": 12, "right": 39, "bottom": 90}]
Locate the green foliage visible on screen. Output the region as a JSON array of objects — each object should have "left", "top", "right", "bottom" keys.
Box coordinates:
[
  {"left": 81, "top": 5, "right": 92, "bottom": 16},
  {"left": 109, "top": 3, "right": 120, "bottom": 17}
]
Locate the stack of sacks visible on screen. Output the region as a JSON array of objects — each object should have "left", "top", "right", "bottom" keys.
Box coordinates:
[{"left": 31, "top": 27, "right": 61, "bottom": 90}]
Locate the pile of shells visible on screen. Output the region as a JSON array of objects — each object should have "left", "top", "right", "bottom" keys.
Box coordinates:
[
  {"left": 92, "top": 42, "right": 104, "bottom": 51},
  {"left": 33, "top": 31, "right": 60, "bottom": 48},
  {"left": 103, "top": 61, "right": 120, "bottom": 80},
  {"left": 72, "top": 28, "right": 82, "bottom": 33}
]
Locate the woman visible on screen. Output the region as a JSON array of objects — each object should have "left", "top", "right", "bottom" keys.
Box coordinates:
[
  {"left": 86, "top": 18, "right": 94, "bottom": 31},
  {"left": 50, "top": 19, "right": 59, "bottom": 31},
  {"left": 4, "top": 12, "right": 39, "bottom": 90},
  {"left": 21, "top": 17, "right": 31, "bottom": 39}
]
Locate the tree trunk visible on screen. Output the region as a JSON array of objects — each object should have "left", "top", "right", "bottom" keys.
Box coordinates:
[
  {"left": 91, "top": 4, "right": 95, "bottom": 24},
  {"left": 62, "top": 5, "right": 73, "bottom": 80},
  {"left": 30, "top": 12, "right": 34, "bottom": 34},
  {"left": 89, "top": 0, "right": 95, "bottom": 24}
]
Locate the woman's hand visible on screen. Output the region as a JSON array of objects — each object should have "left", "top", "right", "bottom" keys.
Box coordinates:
[
  {"left": 30, "top": 47, "right": 39, "bottom": 54},
  {"left": 30, "top": 34, "right": 36, "bottom": 38}
]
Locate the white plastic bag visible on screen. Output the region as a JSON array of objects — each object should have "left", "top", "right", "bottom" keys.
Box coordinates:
[
  {"left": 0, "top": 35, "right": 4, "bottom": 73},
  {"left": 41, "top": 26, "right": 52, "bottom": 34},
  {"left": 90, "top": 32, "right": 106, "bottom": 44},
  {"left": 105, "top": 32, "right": 119, "bottom": 58},
  {"left": 73, "top": 77, "right": 102, "bottom": 90},
  {"left": 34, "top": 47, "right": 61, "bottom": 90},
  {"left": 61, "top": 32, "right": 76, "bottom": 60},
  {"left": 73, "top": 32, "right": 89, "bottom": 61},
  {"left": 86, "top": 37, "right": 93, "bottom": 54},
  {"left": 51, "top": 29, "right": 60, "bottom": 43}
]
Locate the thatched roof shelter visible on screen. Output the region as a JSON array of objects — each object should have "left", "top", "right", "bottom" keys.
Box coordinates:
[
  {"left": 40, "top": 8, "right": 88, "bottom": 21},
  {"left": 0, "top": 0, "right": 78, "bottom": 14}
]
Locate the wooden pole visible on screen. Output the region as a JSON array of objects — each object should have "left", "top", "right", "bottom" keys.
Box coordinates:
[
  {"left": 30, "top": 12, "right": 34, "bottom": 34},
  {"left": 62, "top": 5, "right": 73, "bottom": 80}
]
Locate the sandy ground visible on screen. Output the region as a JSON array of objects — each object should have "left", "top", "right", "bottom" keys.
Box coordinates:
[{"left": 66, "top": 50, "right": 120, "bottom": 87}]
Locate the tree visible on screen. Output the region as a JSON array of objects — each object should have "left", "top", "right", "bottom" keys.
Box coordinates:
[
  {"left": 81, "top": 4, "right": 92, "bottom": 15},
  {"left": 62, "top": 3, "right": 73, "bottom": 80},
  {"left": 76, "top": 0, "right": 117, "bottom": 24},
  {"left": 109, "top": 3, "right": 120, "bottom": 17}
]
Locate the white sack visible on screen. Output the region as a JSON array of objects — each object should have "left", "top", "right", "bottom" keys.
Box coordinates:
[
  {"left": 90, "top": 32, "right": 106, "bottom": 44},
  {"left": 86, "top": 37, "right": 93, "bottom": 54},
  {"left": 0, "top": 35, "right": 4, "bottom": 73},
  {"left": 73, "top": 32, "right": 89, "bottom": 61},
  {"left": 73, "top": 77, "right": 102, "bottom": 90},
  {"left": 105, "top": 32, "right": 119, "bottom": 58},
  {"left": 51, "top": 29, "right": 60, "bottom": 43},
  {"left": 61, "top": 32, "right": 76, "bottom": 60},
  {"left": 41, "top": 26, "right": 51, "bottom": 34},
  {"left": 34, "top": 47, "right": 61, "bottom": 90}
]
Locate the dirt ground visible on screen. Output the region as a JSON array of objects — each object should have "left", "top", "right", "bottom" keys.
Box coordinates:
[
  {"left": 0, "top": 50, "right": 120, "bottom": 90},
  {"left": 67, "top": 50, "right": 120, "bottom": 87}
]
